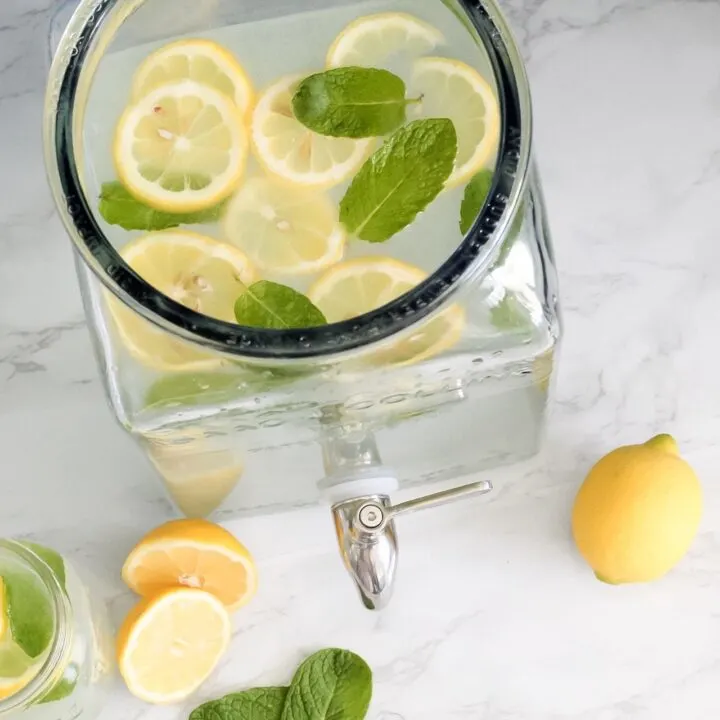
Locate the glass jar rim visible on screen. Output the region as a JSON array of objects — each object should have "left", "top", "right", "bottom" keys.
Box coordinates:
[
  {"left": 44, "top": 0, "right": 533, "bottom": 360},
  {"left": 0, "top": 541, "right": 73, "bottom": 714}
]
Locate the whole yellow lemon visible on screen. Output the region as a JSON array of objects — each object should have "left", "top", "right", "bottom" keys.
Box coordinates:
[{"left": 572, "top": 434, "right": 702, "bottom": 583}]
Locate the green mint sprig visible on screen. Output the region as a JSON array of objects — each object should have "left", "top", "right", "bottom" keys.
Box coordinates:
[
  {"left": 234, "top": 281, "right": 327, "bottom": 329},
  {"left": 340, "top": 118, "right": 457, "bottom": 243},
  {"left": 292, "top": 67, "right": 420, "bottom": 138},
  {"left": 189, "top": 649, "right": 372, "bottom": 720},
  {"left": 98, "top": 182, "right": 226, "bottom": 231}
]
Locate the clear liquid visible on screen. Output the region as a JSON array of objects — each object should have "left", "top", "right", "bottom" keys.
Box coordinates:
[{"left": 77, "top": 0, "right": 559, "bottom": 516}]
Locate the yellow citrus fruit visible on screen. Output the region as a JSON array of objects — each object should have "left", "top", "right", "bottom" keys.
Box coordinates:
[
  {"left": 114, "top": 80, "right": 248, "bottom": 212},
  {"left": 130, "top": 39, "right": 254, "bottom": 119},
  {"left": 222, "top": 177, "right": 346, "bottom": 275},
  {"left": 326, "top": 12, "right": 445, "bottom": 68},
  {"left": 572, "top": 434, "right": 703, "bottom": 584},
  {"left": 251, "top": 74, "right": 372, "bottom": 188},
  {"left": 122, "top": 518, "right": 258, "bottom": 612},
  {"left": 409, "top": 57, "right": 500, "bottom": 188},
  {"left": 308, "top": 257, "right": 465, "bottom": 365},
  {"left": 116, "top": 588, "right": 231, "bottom": 704},
  {"left": 107, "top": 231, "right": 257, "bottom": 372}
]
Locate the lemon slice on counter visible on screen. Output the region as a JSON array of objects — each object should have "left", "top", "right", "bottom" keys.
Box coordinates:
[
  {"left": 130, "top": 38, "right": 255, "bottom": 118},
  {"left": 326, "top": 12, "right": 445, "bottom": 68},
  {"left": 409, "top": 57, "right": 500, "bottom": 188},
  {"left": 117, "top": 588, "right": 231, "bottom": 704},
  {"left": 251, "top": 75, "right": 372, "bottom": 188},
  {"left": 114, "top": 80, "right": 248, "bottom": 212},
  {"left": 108, "top": 231, "right": 257, "bottom": 372},
  {"left": 222, "top": 177, "right": 346, "bottom": 275},
  {"left": 122, "top": 518, "right": 257, "bottom": 612},
  {"left": 308, "top": 257, "right": 465, "bottom": 365}
]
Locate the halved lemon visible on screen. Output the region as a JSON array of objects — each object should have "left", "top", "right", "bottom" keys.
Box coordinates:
[
  {"left": 222, "top": 177, "right": 346, "bottom": 275},
  {"left": 308, "top": 257, "right": 465, "bottom": 365},
  {"left": 107, "top": 231, "right": 257, "bottom": 372},
  {"left": 410, "top": 57, "right": 500, "bottom": 188},
  {"left": 116, "top": 588, "right": 231, "bottom": 704},
  {"left": 251, "top": 75, "right": 372, "bottom": 188},
  {"left": 326, "top": 12, "right": 445, "bottom": 68},
  {"left": 114, "top": 80, "right": 248, "bottom": 212},
  {"left": 130, "top": 39, "right": 254, "bottom": 118},
  {"left": 122, "top": 518, "right": 258, "bottom": 612}
]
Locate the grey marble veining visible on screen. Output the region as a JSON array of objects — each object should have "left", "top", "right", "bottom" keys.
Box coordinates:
[{"left": 2, "top": 1, "right": 720, "bottom": 718}]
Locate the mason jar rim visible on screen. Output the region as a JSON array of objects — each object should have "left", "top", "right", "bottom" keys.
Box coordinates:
[
  {"left": 0, "top": 541, "right": 73, "bottom": 715},
  {"left": 44, "top": 0, "right": 533, "bottom": 361}
]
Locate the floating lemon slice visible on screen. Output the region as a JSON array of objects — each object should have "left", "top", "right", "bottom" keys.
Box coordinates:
[
  {"left": 130, "top": 39, "right": 254, "bottom": 118},
  {"left": 222, "top": 177, "right": 346, "bottom": 275},
  {"left": 114, "top": 80, "right": 248, "bottom": 213},
  {"left": 410, "top": 57, "right": 500, "bottom": 188},
  {"left": 251, "top": 75, "right": 372, "bottom": 188},
  {"left": 122, "top": 519, "right": 257, "bottom": 612},
  {"left": 308, "top": 257, "right": 465, "bottom": 365},
  {"left": 108, "top": 231, "right": 257, "bottom": 372},
  {"left": 116, "top": 588, "right": 231, "bottom": 704},
  {"left": 326, "top": 12, "right": 445, "bottom": 68}
]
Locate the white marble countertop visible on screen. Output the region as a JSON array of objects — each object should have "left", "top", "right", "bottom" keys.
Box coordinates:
[{"left": 2, "top": 0, "right": 720, "bottom": 718}]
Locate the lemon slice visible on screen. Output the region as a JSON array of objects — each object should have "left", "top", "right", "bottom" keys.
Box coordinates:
[
  {"left": 326, "top": 12, "right": 445, "bottom": 68},
  {"left": 108, "top": 231, "right": 257, "bottom": 372},
  {"left": 114, "top": 80, "right": 248, "bottom": 213},
  {"left": 410, "top": 57, "right": 500, "bottom": 188},
  {"left": 116, "top": 588, "right": 231, "bottom": 704},
  {"left": 251, "top": 75, "right": 372, "bottom": 188},
  {"left": 122, "top": 518, "right": 257, "bottom": 612},
  {"left": 308, "top": 257, "right": 465, "bottom": 365},
  {"left": 222, "top": 177, "right": 346, "bottom": 275},
  {"left": 131, "top": 39, "right": 254, "bottom": 118}
]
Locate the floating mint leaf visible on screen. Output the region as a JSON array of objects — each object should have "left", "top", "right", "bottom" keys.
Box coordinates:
[
  {"left": 490, "top": 294, "right": 529, "bottom": 331},
  {"left": 292, "top": 67, "right": 416, "bottom": 138},
  {"left": 144, "top": 370, "right": 293, "bottom": 410},
  {"left": 190, "top": 687, "right": 288, "bottom": 720},
  {"left": 3, "top": 566, "right": 54, "bottom": 658},
  {"left": 99, "top": 182, "right": 226, "bottom": 231},
  {"left": 39, "top": 664, "right": 79, "bottom": 704},
  {"left": 460, "top": 169, "right": 493, "bottom": 235},
  {"left": 340, "top": 118, "right": 457, "bottom": 242},
  {"left": 235, "top": 281, "right": 327, "bottom": 329},
  {"left": 460, "top": 170, "right": 525, "bottom": 263},
  {"left": 280, "top": 648, "right": 372, "bottom": 720},
  {"left": 20, "top": 542, "right": 66, "bottom": 592}
]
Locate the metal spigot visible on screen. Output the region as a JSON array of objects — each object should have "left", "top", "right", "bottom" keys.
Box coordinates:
[{"left": 332, "top": 480, "right": 493, "bottom": 610}]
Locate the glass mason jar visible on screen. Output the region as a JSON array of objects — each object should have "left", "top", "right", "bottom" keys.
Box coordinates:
[
  {"left": 0, "top": 541, "right": 113, "bottom": 720},
  {"left": 44, "top": 0, "right": 560, "bottom": 520}
]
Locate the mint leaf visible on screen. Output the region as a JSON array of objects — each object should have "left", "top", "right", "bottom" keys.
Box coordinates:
[
  {"left": 292, "top": 67, "right": 415, "bottom": 138},
  {"left": 20, "top": 542, "right": 66, "bottom": 592},
  {"left": 281, "top": 648, "right": 372, "bottom": 720},
  {"left": 144, "top": 370, "right": 292, "bottom": 410},
  {"left": 490, "top": 294, "right": 529, "bottom": 330},
  {"left": 190, "top": 687, "right": 288, "bottom": 720},
  {"left": 235, "top": 281, "right": 327, "bottom": 329},
  {"left": 340, "top": 118, "right": 457, "bottom": 242},
  {"left": 460, "top": 169, "right": 493, "bottom": 235},
  {"left": 3, "top": 567, "right": 54, "bottom": 658},
  {"left": 99, "top": 182, "right": 225, "bottom": 231},
  {"left": 460, "top": 170, "right": 525, "bottom": 263},
  {"left": 39, "top": 664, "right": 79, "bottom": 704}
]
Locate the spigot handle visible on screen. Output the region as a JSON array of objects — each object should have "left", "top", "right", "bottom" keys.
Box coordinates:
[{"left": 389, "top": 480, "right": 493, "bottom": 518}]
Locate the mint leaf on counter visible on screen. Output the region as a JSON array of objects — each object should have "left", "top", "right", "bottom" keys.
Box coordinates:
[
  {"left": 235, "top": 281, "right": 327, "bottom": 329},
  {"left": 99, "top": 182, "right": 225, "bottom": 231},
  {"left": 190, "top": 688, "right": 288, "bottom": 720},
  {"left": 280, "top": 648, "right": 372, "bottom": 720},
  {"left": 340, "top": 118, "right": 457, "bottom": 242},
  {"left": 292, "top": 67, "right": 416, "bottom": 138}
]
